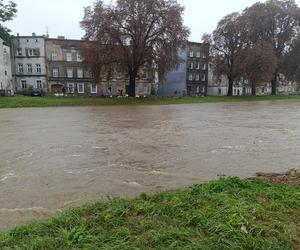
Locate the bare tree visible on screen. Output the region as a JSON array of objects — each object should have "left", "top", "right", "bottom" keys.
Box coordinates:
[
  {"left": 203, "top": 13, "right": 245, "bottom": 96},
  {"left": 241, "top": 0, "right": 300, "bottom": 95},
  {"left": 236, "top": 42, "right": 278, "bottom": 95},
  {"left": 81, "top": 0, "right": 189, "bottom": 97}
]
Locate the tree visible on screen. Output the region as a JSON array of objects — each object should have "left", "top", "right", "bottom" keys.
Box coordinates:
[
  {"left": 241, "top": 0, "right": 300, "bottom": 95},
  {"left": 236, "top": 42, "right": 278, "bottom": 95},
  {"left": 81, "top": 0, "right": 189, "bottom": 97},
  {"left": 0, "top": 0, "right": 17, "bottom": 45},
  {"left": 203, "top": 13, "right": 245, "bottom": 96},
  {"left": 282, "top": 39, "right": 300, "bottom": 83}
]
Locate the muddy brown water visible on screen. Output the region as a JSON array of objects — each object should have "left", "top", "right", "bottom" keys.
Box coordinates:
[{"left": 1, "top": 101, "right": 300, "bottom": 230}]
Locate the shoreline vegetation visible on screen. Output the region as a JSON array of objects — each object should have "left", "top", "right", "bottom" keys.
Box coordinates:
[
  {"left": 0, "top": 172, "right": 299, "bottom": 249},
  {"left": 0, "top": 95, "right": 300, "bottom": 108}
]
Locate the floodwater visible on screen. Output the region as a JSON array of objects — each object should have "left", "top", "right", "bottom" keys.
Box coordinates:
[{"left": 1, "top": 101, "right": 300, "bottom": 230}]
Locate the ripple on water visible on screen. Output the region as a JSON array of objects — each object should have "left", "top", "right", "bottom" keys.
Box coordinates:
[{"left": 0, "top": 172, "right": 16, "bottom": 182}]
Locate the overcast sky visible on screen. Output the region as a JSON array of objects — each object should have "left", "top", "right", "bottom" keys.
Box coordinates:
[{"left": 5, "top": 0, "right": 300, "bottom": 42}]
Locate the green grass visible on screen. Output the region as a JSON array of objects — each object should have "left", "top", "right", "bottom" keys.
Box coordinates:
[
  {"left": 1, "top": 95, "right": 300, "bottom": 108},
  {"left": 1, "top": 177, "right": 300, "bottom": 249}
]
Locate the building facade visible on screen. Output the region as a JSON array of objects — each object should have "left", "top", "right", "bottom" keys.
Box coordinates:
[
  {"left": 0, "top": 38, "right": 13, "bottom": 95},
  {"left": 207, "top": 62, "right": 298, "bottom": 96},
  {"left": 45, "top": 37, "right": 93, "bottom": 95},
  {"left": 158, "top": 42, "right": 209, "bottom": 97},
  {"left": 207, "top": 62, "right": 253, "bottom": 96},
  {"left": 12, "top": 34, "right": 47, "bottom": 93},
  {"left": 45, "top": 37, "right": 153, "bottom": 97}
]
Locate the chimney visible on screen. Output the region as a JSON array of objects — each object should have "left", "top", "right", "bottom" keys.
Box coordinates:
[
  {"left": 17, "top": 33, "right": 19, "bottom": 37},
  {"left": 57, "top": 36, "right": 65, "bottom": 40}
]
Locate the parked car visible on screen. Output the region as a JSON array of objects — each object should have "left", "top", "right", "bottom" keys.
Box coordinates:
[
  {"left": 22, "top": 88, "right": 45, "bottom": 97},
  {"left": 30, "top": 88, "right": 44, "bottom": 96}
]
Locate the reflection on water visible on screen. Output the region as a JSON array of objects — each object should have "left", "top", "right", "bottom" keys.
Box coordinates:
[{"left": 1, "top": 101, "right": 300, "bottom": 229}]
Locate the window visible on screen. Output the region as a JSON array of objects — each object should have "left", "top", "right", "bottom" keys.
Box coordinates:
[
  {"left": 4, "top": 70, "right": 7, "bottom": 76},
  {"left": 115, "top": 70, "right": 122, "bottom": 80},
  {"left": 77, "top": 53, "right": 82, "bottom": 62},
  {"left": 53, "top": 68, "right": 59, "bottom": 77},
  {"left": 36, "top": 80, "right": 42, "bottom": 89},
  {"left": 27, "top": 64, "right": 33, "bottom": 73},
  {"left": 202, "top": 63, "right": 206, "bottom": 70},
  {"left": 67, "top": 68, "right": 73, "bottom": 78},
  {"left": 17, "top": 48, "right": 22, "bottom": 56},
  {"left": 141, "top": 71, "right": 149, "bottom": 79},
  {"left": 66, "top": 52, "right": 72, "bottom": 62},
  {"left": 189, "top": 51, "right": 194, "bottom": 57},
  {"left": 144, "top": 85, "right": 149, "bottom": 94},
  {"left": 36, "top": 64, "right": 41, "bottom": 73},
  {"left": 77, "top": 68, "right": 83, "bottom": 78},
  {"left": 3, "top": 48, "right": 7, "bottom": 54},
  {"left": 17, "top": 64, "right": 23, "bottom": 73},
  {"left": 77, "top": 83, "right": 84, "bottom": 93},
  {"left": 195, "top": 74, "right": 200, "bottom": 81},
  {"left": 51, "top": 52, "right": 58, "bottom": 61},
  {"left": 67, "top": 83, "right": 74, "bottom": 93},
  {"left": 201, "top": 74, "right": 206, "bottom": 81},
  {"left": 28, "top": 49, "right": 37, "bottom": 56},
  {"left": 91, "top": 84, "right": 97, "bottom": 94},
  {"left": 189, "top": 74, "right": 193, "bottom": 81},
  {"left": 196, "top": 52, "right": 201, "bottom": 58},
  {"left": 196, "top": 63, "right": 200, "bottom": 70},
  {"left": 189, "top": 62, "right": 193, "bottom": 69},
  {"left": 21, "top": 80, "right": 27, "bottom": 89}
]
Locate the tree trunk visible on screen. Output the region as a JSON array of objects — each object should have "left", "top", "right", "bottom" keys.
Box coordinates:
[
  {"left": 251, "top": 82, "right": 256, "bottom": 96},
  {"left": 128, "top": 73, "right": 136, "bottom": 97},
  {"left": 227, "top": 78, "right": 233, "bottom": 96},
  {"left": 271, "top": 73, "right": 277, "bottom": 96}
]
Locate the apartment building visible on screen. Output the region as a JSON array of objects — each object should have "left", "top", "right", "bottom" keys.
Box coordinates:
[
  {"left": 0, "top": 38, "right": 13, "bottom": 95},
  {"left": 158, "top": 42, "right": 209, "bottom": 97},
  {"left": 46, "top": 37, "right": 153, "bottom": 96},
  {"left": 11, "top": 34, "right": 47, "bottom": 93},
  {"left": 45, "top": 37, "right": 93, "bottom": 95},
  {"left": 207, "top": 62, "right": 252, "bottom": 96}
]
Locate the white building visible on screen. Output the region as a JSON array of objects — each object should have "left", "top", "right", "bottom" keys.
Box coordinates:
[
  {"left": 207, "top": 62, "right": 298, "bottom": 96},
  {"left": 12, "top": 34, "right": 47, "bottom": 93},
  {"left": 207, "top": 63, "right": 251, "bottom": 96},
  {"left": 0, "top": 38, "right": 13, "bottom": 95}
]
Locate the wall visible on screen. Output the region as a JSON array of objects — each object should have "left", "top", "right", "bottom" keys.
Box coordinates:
[
  {"left": 157, "top": 49, "right": 187, "bottom": 97},
  {"left": 46, "top": 38, "right": 92, "bottom": 95},
  {"left": 12, "top": 36, "right": 47, "bottom": 92},
  {"left": 0, "top": 39, "right": 13, "bottom": 94}
]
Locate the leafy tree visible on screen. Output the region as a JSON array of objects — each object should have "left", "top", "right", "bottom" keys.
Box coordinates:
[
  {"left": 236, "top": 42, "right": 278, "bottom": 95},
  {"left": 203, "top": 13, "right": 245, "bottom": 96},
  {"left": 241, "top": 0, "right": 300, "bottom": 95},
  {"left": 282, "top": 40, "right": 300, "bottom": 85},
  {"left": 81, "top": 0, "right": 189, "bottom": 97},
  {"left": 0, "top": 0, "right": 17, "bottom": 45}
]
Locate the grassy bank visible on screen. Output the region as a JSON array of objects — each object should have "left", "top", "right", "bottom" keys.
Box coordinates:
[
  {"left": 1, "top": 95, "right": 300, "bottom": 108},
  {"left": 1, "top": 177, "right": 299, "bottom": 249}
]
